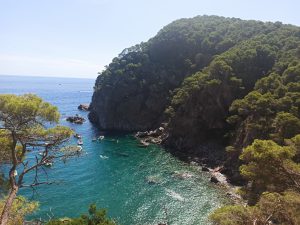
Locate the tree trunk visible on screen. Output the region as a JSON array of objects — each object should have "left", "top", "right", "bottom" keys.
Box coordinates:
[{"left": 0, "top": 185, "right": 19, "bottom": 225}]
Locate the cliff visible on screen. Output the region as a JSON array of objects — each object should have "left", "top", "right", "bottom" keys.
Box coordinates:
[{"left": 89, "top": 15, "right": 283, "bottom": 131}]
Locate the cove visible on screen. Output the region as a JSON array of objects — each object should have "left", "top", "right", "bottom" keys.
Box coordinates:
[{"left": 0, "top": 75, "right": 227, "bottom": 225}]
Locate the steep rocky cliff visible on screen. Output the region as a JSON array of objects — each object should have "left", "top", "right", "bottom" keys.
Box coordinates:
[{"left": 89, "top": 15, "right": 283, "bottom": 131}]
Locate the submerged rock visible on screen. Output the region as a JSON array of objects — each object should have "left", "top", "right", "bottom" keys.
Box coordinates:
[
  {"left": 172, "top": 171, "right": 194, "bottom": 179},
  {"left": 201, "top": 166, "right": 210, "bottom": 172},
  {"left": 145, "top": 175, "right": 161, "bottom": 184},
  {"left": 210, "top": 176, "right": 219, "bottom": 183},
  {"left": 78, "top": 104, "right": 89, "bottom": 111},
  {"left": 66, "top": 115, "right": 85, "bottom": 124}
]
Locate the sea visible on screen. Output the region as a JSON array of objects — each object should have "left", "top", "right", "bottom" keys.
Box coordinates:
[{"left": 0, "top": 75, "right": 227, "bottom": 225}]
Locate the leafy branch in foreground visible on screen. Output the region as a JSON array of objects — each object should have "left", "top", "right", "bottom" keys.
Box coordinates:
[
  {"left": 46, "top": 204, "right": 116, "bottom": 225},
  {"left": 0, "top": 94, "right": 80, "bottom": 225},
  {"left": 0, "top": 196, "right": 38, "bottom": 225}
]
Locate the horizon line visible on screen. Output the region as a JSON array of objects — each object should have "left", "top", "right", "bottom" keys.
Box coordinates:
[{"left": 0, "top": 74, "right": 97, "bottom": 80}]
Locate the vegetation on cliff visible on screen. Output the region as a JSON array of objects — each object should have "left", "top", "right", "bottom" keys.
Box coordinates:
[{"left": 89, "top": 15, "right": 286, "bottom": 131}]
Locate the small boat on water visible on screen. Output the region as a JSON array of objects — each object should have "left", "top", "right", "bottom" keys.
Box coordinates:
[
  {"left": 38, "top": 152, "right": 46, "bottom": 156},
  {"left": 92, "top": 137, "right": 97, "bottom": 142},
  {"left": 76, "top": 146, "right": 83, "bottom": 152},
  {"left": 74, "top": 133, "right": 82, "bottom": 139},
  {"left": 100, "top": 155, "right": 109, "bottom": 159},
  {"left": 44, "top": 159, "right": 53, "bottom": 167},
  {"left": 77, "top": 139, "right": 83, "bottom": 145},
  {"left": 45, "top": 162, "right": 53, "bottom": 167},
  {"left": 98, "top": 135, "right": 104, "bottom": 140}
]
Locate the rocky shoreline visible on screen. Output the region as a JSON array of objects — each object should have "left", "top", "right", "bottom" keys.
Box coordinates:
[{"left": 134, "top": 127, "right": 244, "bottom": 204}]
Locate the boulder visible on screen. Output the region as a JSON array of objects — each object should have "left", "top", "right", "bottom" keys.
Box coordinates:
[
  {"left": 66, "top": 115, "right": 86, "bottom": 124},
  {"left": 210, "top": 176, "right": 219, "bottom": 183},
  {"left": 78, "top": 104, "right": 89, "bottom": 111},
  {"left": 201, "top": 166, "right": 210, "bottom": 172}
]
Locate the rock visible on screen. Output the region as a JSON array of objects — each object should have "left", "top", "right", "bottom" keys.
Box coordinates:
[
  {"left": 201, "top": 166, "right": 209, "bottom": 172},
  {"left": 135, "top": 131, "right": 149, "bottom": 138},
  {"left": 66, "top": 115, "right": 85, "bottom": 124},
  {"left": 210, "top": 176, "right": 219, "bottom": 183},
  {"left": 78, "top": 104, "right": 89, "bottom": 111},
  {"left": 190, "top": 161, "right": 198, "bottom": 166},
  {"left": 210, "top": 172, "right": 228, "bottom": 184},
  {"left": 145, "top": 175, "right": 161, "bottom": 184},
  {"left": 172, "top": 171, "right": 193, "bottom": 179}
]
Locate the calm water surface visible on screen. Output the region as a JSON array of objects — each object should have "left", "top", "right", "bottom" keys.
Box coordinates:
[{"left": 0, "top": 75, "right": 227, "bottom": 225}]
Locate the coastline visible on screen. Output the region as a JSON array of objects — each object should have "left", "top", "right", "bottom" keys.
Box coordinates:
[{"left": 134, "top": 131, "right": 244, "bottom": 205}]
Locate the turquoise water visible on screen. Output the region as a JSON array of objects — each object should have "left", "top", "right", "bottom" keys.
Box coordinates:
[{"left": 0, "top": 75, "right": 227, "bottom": 225}]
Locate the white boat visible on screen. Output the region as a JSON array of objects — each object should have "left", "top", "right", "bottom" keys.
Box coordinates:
[
  {"left": 99, "top": 155, "right": 109, "bottom": 159},
  {"left": 98, "top": 135, "right": 104, "bottom": 140},
  {"left": 43, "top": 159, "right": 53, "bottom": 167},
  {"left": 38, "top": 152, "right": 46, "bottom": 156},
  {"left": 77, "top": 139, "right": 83, "bottom": 145},
  {"left": 45, "top": 162, "right": 53, "bottom": 167},
  {"left": 76, "top": 146, "right": 83, "bottom": 152},
  {"left": 74, "top": 133, "right": 82, "bottom": 139}
]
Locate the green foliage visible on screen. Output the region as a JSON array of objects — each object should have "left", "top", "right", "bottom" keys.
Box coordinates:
[
  {"left": 0, "top": 94, "right": 74, "bottom": 223},
  {"left": 210, "top": 191, "right": 300, "bottom": 225},
  {"left": 0, "top": 94, "right": 60, "bottom": 128},
  {"left": 239, "top": 139, "right": 300, "bottom": 202},
  {"left": 272, "top": 112, "right": 300, "bottom": 141},
  {"left": 0, "top": 130, "right": 13, "bottom": 162},
  {"left": 288, "top": 134, "right": 300, "bottom": 160},
  {"left": 0, "top": 196, "right": 38, "bottom": 225},
  {"left": 228, "top": 62, "right": 300, "bottom": 147},
  {"left": 47, "top": 204, "right": 116, "bottom": 225},
  {"left": 0, "top": 94, "right": 74, "bottom": 165}
]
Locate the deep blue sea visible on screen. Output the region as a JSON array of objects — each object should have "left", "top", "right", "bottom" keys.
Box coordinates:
[{"left": 0, "top": 75, "right": 226, "bottom": 225}]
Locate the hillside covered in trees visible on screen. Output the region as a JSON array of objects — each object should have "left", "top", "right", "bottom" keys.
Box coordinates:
[{"left": 89, "top": 15, "right": 300, "bottom": 224}]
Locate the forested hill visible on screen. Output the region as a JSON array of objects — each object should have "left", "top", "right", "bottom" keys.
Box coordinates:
[
  {"left": 89, "top": 15, "right": 300, "bottom": 182},
  {"left": 89, "top": 16, "right": 289, "bottom": 130}
]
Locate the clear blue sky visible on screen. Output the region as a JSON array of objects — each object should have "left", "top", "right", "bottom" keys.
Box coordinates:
[{"left": 0, "top": 0, "right": 299, "bottom": 78}]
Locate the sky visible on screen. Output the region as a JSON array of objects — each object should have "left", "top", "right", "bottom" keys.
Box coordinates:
[{"left": 0, "top": 0, "right": 299, "bottom": 79}]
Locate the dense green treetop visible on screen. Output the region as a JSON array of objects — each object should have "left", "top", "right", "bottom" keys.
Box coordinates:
[{"left": 47, "top": 204, "right": 116, "bottom": 225}]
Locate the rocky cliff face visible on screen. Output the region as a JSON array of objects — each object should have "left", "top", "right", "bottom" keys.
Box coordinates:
[
  {"left": 164, "top": 82, "right": 234, "bottom": 150},
  {"left": 89, "top": 16, "right": 281, "bottom": 132},
  {"left": 89, "top": 81, "right": 168, "bottom": 131}
]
